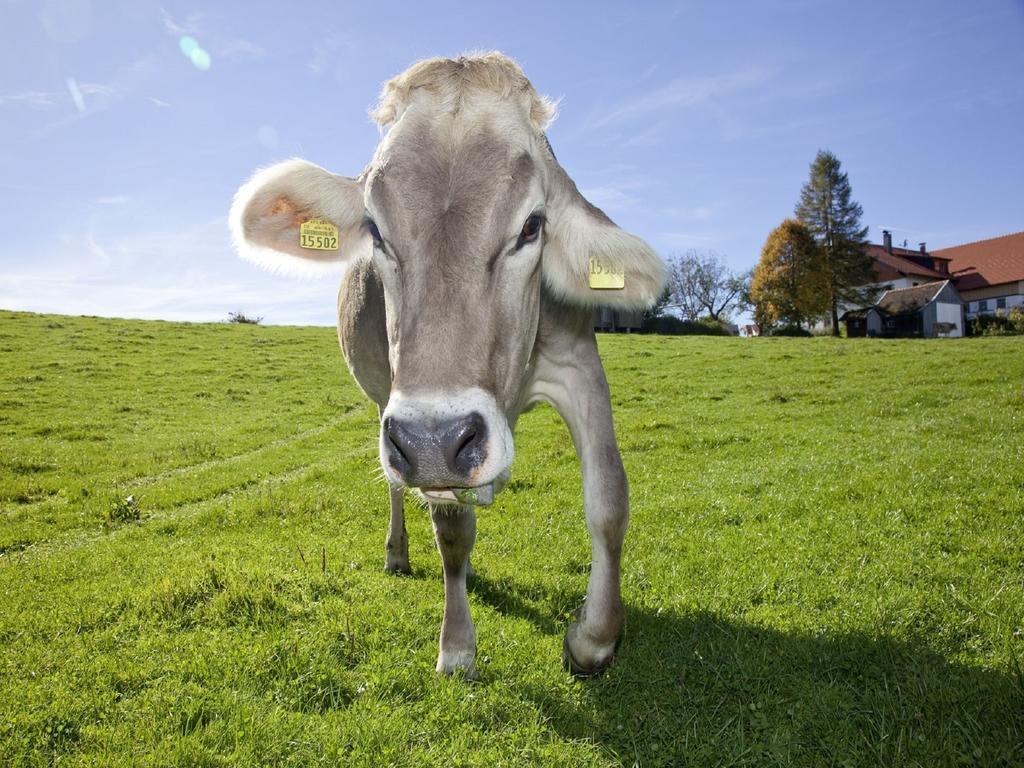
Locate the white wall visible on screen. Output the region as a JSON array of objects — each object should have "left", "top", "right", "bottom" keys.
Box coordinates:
[
  {"left": 964, "top": 292, "right": 1024, "bottom": 319},
  {"left": 934, "top": 301, "right": 964, "bottom": 337}
]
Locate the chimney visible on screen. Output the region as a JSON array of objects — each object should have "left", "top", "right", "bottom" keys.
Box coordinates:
[
  {"left": 882, "top": 230, "right": 892, "bottom": 253},
  {"left": 919, "top": 242, "right": 927, "bottom": 256}
]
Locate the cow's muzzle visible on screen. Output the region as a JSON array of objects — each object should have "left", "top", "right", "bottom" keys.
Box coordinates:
[
  {"left": 383, "top": 412, "right": 488, "bottom": 486},
  {"left": 378, "top": 388, "right": 514, "bottom": 497}
]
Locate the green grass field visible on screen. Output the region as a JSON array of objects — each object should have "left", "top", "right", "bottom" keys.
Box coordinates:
[{"left": 1, "top": 308, "right": 1022, "bottom": 767}]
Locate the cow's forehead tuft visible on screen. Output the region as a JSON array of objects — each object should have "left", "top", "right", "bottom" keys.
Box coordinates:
[{"left": 367, "top": 113, "right": 539, "bottom": 233}]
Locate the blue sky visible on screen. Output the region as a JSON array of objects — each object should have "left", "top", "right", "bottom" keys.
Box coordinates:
[{"left": 1, "top": 0, "right": 1022, "bottom": 325}]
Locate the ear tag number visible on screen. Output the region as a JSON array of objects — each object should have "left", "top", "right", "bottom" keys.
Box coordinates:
[
  {"left": 588, "top": 257, "right": 626, "bottom": 290},
  {"left": 299, "top": 219, "right": 340, "bottom": 251}
]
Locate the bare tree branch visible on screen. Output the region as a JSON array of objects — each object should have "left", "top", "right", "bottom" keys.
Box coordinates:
[{"left": 663, "top": 250, "right": 748, "bottom": 322}]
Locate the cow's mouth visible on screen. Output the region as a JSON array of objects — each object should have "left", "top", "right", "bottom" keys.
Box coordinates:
[
  {"left": 420, "top": 484, "right": 495, "bottom": 506},
  {"left": 418, "top": 470, "right": 510, "bottom": 507}
]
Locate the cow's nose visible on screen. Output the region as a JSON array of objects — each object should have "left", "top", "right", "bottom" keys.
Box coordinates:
[
  {"left": 445, "top": 412, "right": 488, "bottom": 475},
  {"left": 383, "top": 412, "right": 488, "bottom": 484}
]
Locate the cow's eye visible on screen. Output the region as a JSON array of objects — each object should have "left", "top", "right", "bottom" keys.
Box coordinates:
[
  {"left": 517, "top": 213, "right": 543, "bottom": 249},
  {"left": 365, "top": 219, "right": 383, "bottom": 248}
]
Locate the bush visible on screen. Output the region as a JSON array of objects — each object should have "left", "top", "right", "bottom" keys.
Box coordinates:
[
  {"left": 227, "top": 311, "right": 263, "bottom": 325},
  {"left": 770, "top": 324, "right": 813, "bottom": 337},
  {"left": 969, "top": 307, "right": 1024, "bottom": 336},
  {"left": 641, "top": 315, "right": 730, "bottom": 336},
  {"left": 1008, "top": 306, "right": 1024, "bottom": 333},
  {"left": 107, "top": 494, "right": 140, "bottom": 524}
]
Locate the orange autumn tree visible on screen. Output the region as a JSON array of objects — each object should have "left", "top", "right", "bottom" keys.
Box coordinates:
[{"left": 750, "top": 219, "right": 830, "bottom": 330}]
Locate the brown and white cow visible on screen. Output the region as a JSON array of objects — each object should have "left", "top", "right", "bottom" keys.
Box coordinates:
[{"left": 230, "top": 53, "right": 664, "bottom": 677}]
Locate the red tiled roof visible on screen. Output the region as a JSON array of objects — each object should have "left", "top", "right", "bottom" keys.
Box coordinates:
[
  {"left": 932, "top": 231, "right": 1024, "bottom": 291},
  {"left": 866, "top": 244, "right": 948, "bottom": 281}
]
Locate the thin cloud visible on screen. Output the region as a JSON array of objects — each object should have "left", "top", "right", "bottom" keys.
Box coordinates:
[
  {"left": 0, "top": 91, "right": 59, "bottom": 108},
  {"left": 217, "top": 38, "right": 266, "bottom": 60},
  {"left": 589, "top": 67, "right": 774, "bottom": 128},
  {"left": 655, "top": 231, "right": 718, "bottom": 250},
  {"left": 662, "top": 203, "right": 720, "bottom": 222},
  {"left": 0, "top": 217, "right": 345, "bottom": 325},
  {"left": 94, "top": 195, "right": 132, "bottom": 205},
  {"left": 160, "top": 8, "right": 205, "bottom": 36},
  {"left": 39, "top": 57, "right": 155, "bottom": 134},
  {"left": 580, "top": 186, "right": 638, "bottom": 211},
  {"left": 148, "top": 96, "right": 171, "bottom": 108},
  {"left": 307, "top": 32, "right": 358, "bottom": 78},
  {"left": 2, "top": 80, "right": 120, "bottom": 115}
]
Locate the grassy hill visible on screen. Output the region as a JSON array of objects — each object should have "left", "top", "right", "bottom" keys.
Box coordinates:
[{"left": 1, "top": 309, "right": 1022, "bottom": 766}]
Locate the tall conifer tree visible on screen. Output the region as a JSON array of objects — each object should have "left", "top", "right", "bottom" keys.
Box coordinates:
[{"left": 795, "top": 150, "right": 873, "bottom": 335}]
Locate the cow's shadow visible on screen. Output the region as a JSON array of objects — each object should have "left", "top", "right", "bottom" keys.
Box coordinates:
[{"left": 468, "top": 574, "right": 1024, "bottom": 765}]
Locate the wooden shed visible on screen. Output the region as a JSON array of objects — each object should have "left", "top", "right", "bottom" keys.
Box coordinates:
[
  {"left": 842, "top": 280, "right": 963, "bottom": 338},
  {"left": 593, "top": 308, "right": 644, "bottom": 333}
]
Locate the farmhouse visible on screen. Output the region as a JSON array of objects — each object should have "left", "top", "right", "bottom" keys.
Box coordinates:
[
  {"left": 868, "top": 230, "right": 952, "bottom": 289},
  {"left": 933, "top": 231, "right": 1024, "bottom": 320},
  {"left": 594, "top": 307, "right": 644, "bottom": 332},
  {"left": 843, "top": 279, "right": 963, "bottom": 337},
  {"left": 841, "top": 230, "right": 1023, "bottom": 336}
]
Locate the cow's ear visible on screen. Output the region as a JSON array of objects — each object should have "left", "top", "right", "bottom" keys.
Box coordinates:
[
  {"left": 541, "top": 149, "right": 666, "bottom": 309},
  {"left": 230, "top": 159, "right": 367, "bottom": 273}
]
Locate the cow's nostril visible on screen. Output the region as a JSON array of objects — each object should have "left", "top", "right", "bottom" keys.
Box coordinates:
[
  {"left": 384, "top": 417, "right": 414, "bottom": 475},
  {"left": 448, "top": 412, "right": 488, "bottom": 475},
  {"left": 455, "top": 425, "right": 477, "bottom": 457}
]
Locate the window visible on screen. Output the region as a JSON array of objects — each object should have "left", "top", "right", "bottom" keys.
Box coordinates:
[
  {"left": 964, "top": 302, "right": 972, "bottom": 313},
  {"left": 979, "top": 300, "right": 988, "bottom": 312},
  {"left": 997, "top": 297, "right": 1006, "bottom": 309}
]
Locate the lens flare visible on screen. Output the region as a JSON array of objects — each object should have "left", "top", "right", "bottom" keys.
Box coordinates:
[
  {"left": 178, "top": 36, "right": 199, "bottom": 57},
  {"left": 189, "top": 48, "right": 211, "bottom": 70},
  {"left": 178, "top": 35, "right": 211, "bottom": 71}
]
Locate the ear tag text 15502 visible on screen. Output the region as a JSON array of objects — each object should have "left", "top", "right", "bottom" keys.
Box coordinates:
[
  {"left": 588, "top": 257, "right": 625, "bottom": 290},
  {"left": 299, "top": 219, "right": 340, "bottom": 251}
]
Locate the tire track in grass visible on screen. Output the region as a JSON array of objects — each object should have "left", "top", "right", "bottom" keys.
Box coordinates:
[
  {"left": 0, "top": 440, "right": 383, "bottom": 563},
  {"left": 0, "top": 417, "right": 379, "bottom": 549},
  {"left": 3, "top": 414, "right": 373, "bottom": 517},
  {"left": 119, "top": 420, "right": 346, "bottom": 486}
]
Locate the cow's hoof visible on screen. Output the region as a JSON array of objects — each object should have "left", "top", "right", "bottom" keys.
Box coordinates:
[
  {"left": 436, "top": 649, "right": 477, "bottom": 679},
  {"left": 384, "top": 558, "right": 411, "bottom": 575},
  {"left": 562, "top": 624, "right": 617, "bottom": 678}
]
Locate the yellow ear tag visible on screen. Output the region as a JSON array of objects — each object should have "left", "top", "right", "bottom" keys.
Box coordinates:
[
  {"left": 588, "top": 257, "right": 626, "bottom": 290},
  {"left": 299, "top": 219, "right": 340, "bottom": 251}
]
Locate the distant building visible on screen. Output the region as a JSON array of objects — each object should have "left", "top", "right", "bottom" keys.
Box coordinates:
[
  {"left": 932, "top": 231, "right": 1024, "bottom": 320},
  {"left": 842, "top": 280, "right": 963, "bottom": 337},
  {"left": 840, "top": 230, "right": 1023, "bottom": 336},
  {"left": 593, "top": 308, "right": 643, "bottom": 332},
  {"left": 867, "top": 230, "right": 953, "bottom": 290}
]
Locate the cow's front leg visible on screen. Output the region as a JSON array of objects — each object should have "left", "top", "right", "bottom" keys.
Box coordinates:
[
  {"left": 562, "top": 441, "right": 627, "bottom": 676},
  {"left": 535, "top": 341, "right": 628, "bottom": 676},
  {"left": 430, "top": 504, "right": 477, "bottom": 676},
  {"left": 384, "top": 487, "right": 410, "bottom": 574}
]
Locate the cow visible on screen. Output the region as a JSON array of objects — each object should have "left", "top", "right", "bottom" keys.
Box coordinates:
[{"left": 229, "top": 53, "right": 665, "bottom": 677}]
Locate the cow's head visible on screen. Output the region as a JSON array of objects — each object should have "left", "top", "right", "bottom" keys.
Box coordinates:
[{"left": 230, "top": 54, "right": 664, "bottom": 499}]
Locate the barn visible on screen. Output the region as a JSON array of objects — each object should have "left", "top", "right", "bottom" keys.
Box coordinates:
[
  {"left": 842, "top": 279, "right": 964, "bottom": 338},
  {"left": 593, "top": 308, "right": 644, "bottom": 332}
]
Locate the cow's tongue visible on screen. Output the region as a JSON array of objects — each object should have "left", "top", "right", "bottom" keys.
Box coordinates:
[{"left": 420, "top": 484, "right": 494, "bottom": 506}]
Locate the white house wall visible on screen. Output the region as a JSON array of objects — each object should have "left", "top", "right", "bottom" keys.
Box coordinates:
[
  {"left": 934, "top": 301, "right": 964, "bottom": 336},
  {"left": 964, "top": 292, "right": 1024, "bottom": 319}
]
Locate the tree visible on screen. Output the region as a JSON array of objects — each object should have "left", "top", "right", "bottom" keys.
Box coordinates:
[
  {"left": 750, "top": 219, "right": 830, "bottom": 330},
  {"left": 643, "top": 285, "right": 672, "bottom": 323},
  {"left": 794, "top": 150, "right": 874, "bottom": 335},
  {"left": 664, "top": 250, "right": 747, "bottom": 322}
]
